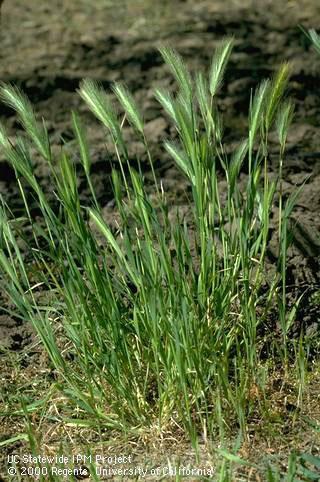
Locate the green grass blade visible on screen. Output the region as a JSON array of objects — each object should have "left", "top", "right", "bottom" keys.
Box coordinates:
[
  {"left": 209, "top": 37, "right": 234, "bottom": 97},
  {"left": 79, "top": 79, "right": 125, "bottom": 155},
  {"left": 0, "top": 83, "right": 51, "bottom": 160},
  {"left": 159, "top": 46, "right": 192, "bottom": 99},
  {"left": 154, "top": 88, "right": 177, "bottom": 122},
  {"left": 113, "top": 82, "right": 144, "bottom": 134},
  {"left": 309, "top": 28, "right": 320, "bottom": 54},
  {"left": 265, "top": 63, "right": 291, "bottom": 131},
  {"left": 72, "top": 110, "right": 91, "bottom": 175},
  {"left": 276, "top": 99, "right": 294, "bottom": 148},
  {"left": 164, "top": 140, "right": 195, "bottom": 184}
]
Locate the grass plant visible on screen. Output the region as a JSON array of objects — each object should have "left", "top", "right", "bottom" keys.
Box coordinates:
[{"left": 0, "top": 38, "right": 316, "bottom": 468}]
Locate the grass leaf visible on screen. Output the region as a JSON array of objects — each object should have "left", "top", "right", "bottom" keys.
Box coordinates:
[{"left": 209, "top": 37, "right": 234, "bottom": 97}]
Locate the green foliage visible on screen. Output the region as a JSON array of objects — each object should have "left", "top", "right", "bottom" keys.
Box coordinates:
[
  {"left": 308, "top": 28, "right": 320, "bottom": 54},
  {"left": 209, "top": 37, "right": 234, "bottom": 97},
  {"left": 0, "top": 42, "right": 302, "bottom": 446}
]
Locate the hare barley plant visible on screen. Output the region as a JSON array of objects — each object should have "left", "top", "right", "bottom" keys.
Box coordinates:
[{"left": 0, "top": 39, "right": 301, "bottom": 443}]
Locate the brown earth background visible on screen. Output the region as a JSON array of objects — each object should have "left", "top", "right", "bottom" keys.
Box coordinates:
[
  {"left": 0, "top": 0, "right": 319, "bottom": 351},
  {"left": 0, "top": 0, "right": 320, "bottom": 476}
]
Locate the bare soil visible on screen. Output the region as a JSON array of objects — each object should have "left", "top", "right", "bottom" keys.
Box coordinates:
[{"left": 0, "top": 0, "right": 320, "bottom": 479}]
